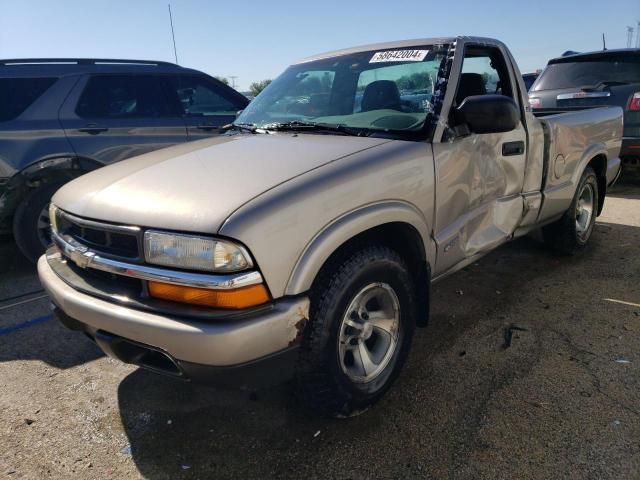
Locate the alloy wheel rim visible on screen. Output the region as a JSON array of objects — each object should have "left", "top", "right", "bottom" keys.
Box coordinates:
[
  {"left": 338, "top": 282, "right": 401, "bottom": 383},
  {"left": 575, "top": 183, "right": 594, "bottom": 237}
]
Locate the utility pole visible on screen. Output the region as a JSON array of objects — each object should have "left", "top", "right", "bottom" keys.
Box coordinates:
[
  {"left": 627, "top": 26, "right": 634, "bottom": 48},
  {"left": 637, "top": 21, "right": 640, "bottom": 48},
  {"left": 229, "top": 76, "right": 238, "bottom": 89}
]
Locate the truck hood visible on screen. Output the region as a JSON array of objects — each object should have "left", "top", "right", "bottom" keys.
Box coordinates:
[{"left": 53, "top": 133, "right": 390, "bottom": 233}]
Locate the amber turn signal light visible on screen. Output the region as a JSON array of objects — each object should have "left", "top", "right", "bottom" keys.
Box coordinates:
[{"left": 148, "top": 281, "right": 270, "bottom": 309}]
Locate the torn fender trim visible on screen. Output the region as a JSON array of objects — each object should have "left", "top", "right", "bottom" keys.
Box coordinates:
[{"left": 288, "top": 303, "right": 310, "bottom": 347}]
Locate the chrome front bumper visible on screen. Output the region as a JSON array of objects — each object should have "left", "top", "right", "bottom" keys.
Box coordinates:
[{"left": 38, "top": 255, "right": 310, "bottom": 367}]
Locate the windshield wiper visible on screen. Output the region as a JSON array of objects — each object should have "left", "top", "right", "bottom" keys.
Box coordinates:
[
  {"left": 223, "top": 122, "right": 259, "bottom": 134},
  {"left": 262, "top": 121, "right": 368, "bottom": 137}
]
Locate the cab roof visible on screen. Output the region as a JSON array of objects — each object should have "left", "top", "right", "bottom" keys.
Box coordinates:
[{"left": 295, "top": 36, "right": 504, "bottom": 64}]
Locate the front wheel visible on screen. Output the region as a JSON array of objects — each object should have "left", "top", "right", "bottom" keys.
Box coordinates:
[
  {"left": 295, "top": 245, "right": 417, "bottom": 417},
  {"left": 543, "top": 166, "right": 599, "bottom": 255},
  {"left": 13, "top": 181, "right": 65, "bottom": 263}
]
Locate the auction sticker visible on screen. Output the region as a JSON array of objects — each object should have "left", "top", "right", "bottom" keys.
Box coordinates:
[{"left": 369, "top": 50, "right": 429, "bottom": 63}]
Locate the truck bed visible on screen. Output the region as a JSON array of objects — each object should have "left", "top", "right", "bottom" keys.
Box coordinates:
[{"left": 535, "top": 106, "right": 623, "bottom": 222}]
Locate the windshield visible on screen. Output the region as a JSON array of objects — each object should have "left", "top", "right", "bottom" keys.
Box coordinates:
[
  {"left": 236, "top": 45, "right": 449, "bottom": 138},
  {"left": 532, "top": 57, "right": 640, "bottom": 91}
]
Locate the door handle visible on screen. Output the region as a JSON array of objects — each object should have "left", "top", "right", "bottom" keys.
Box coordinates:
[
  {"left": 78, "top": 125, "right": 109, "bottom": 135},
  {"left": 196, "top": 124, "right": 219, "bottom": 131},
  {"left": 502, "top": 141, "right": 525, "bottom": 156}
]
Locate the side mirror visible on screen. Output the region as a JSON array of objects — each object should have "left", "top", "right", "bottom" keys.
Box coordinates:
[{"left": 454, "top": 94, "right": 519, "bottom": 134}]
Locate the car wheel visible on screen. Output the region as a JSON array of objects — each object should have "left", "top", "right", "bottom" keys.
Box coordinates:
[
  {"left": 296, "top": 245, "right": 417, "bottom": 417},
  {"left": 13, "top": 181, "right": 65, "bottom": 263},
  {"left": 543, "top": 166, "right": 598, "bottom": 255}
]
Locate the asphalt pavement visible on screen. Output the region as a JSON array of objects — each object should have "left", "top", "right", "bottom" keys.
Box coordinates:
[{"left": 1, "top": 182, "right": 639, "bottom": 479}]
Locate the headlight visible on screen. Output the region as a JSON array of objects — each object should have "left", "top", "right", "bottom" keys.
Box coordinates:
[
  {"left": 49, "top": 203, "right": 58, "bottom": 233},
  {"left": 144, "top": 230, "right": 252, "bottom": 272}
]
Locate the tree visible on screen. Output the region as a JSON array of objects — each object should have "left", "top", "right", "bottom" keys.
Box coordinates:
[
  {"left": 214, "top": 76, "right": 230, "bottom": 86},
  {"left": 249, "top": 79, "right": 272, "bottom": 96}
]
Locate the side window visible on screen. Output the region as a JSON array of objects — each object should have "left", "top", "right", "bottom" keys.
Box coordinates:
[
  {"left": 175, "top": 76, "right": 242, "bottom": 116},
  {"left": 0, "top": 77, "right": 57, "bottom": 122},
  {"left": 456, "top": 48, "right": 514, "bottom": 106},
  {"left": 76, "top": 75, "right": 180, "bottom": 119}
]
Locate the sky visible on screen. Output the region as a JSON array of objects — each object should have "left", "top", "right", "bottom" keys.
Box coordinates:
[{"left": 1, "top": 0, "right": 638, "bottom": 91}]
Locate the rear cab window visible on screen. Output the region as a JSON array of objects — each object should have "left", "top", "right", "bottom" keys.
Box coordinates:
[
  {"left": 532, "top": 54, "right": 640, "bottom": 91},
  {"left": 0, "top": 77, "right": 57, "bottom": 122}
]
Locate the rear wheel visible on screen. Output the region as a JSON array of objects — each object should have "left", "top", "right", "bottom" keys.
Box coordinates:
[
  {"left": 13, "top": 181, "right": 65, "bottom": 263},
  {"left": 295, "top": 245, "right": 417, "bottom": 417},
  {"left": 543, "top": 166, "right": 598, "bottom": 255}
]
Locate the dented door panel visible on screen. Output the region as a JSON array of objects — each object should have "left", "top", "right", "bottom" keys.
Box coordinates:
[{"left": 432, "top": 125, "right": 526, "bottom": 274}]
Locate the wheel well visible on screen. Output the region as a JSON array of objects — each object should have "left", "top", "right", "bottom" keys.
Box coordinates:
[
  {"left": 21, "top": 157, "right": 99, "bottom": 188},
  {"left": 587, "top": 154, "right": 607, "bottom": 215},
  {"left": 312, "top": 222, "right": 431, "bottom": 327}
]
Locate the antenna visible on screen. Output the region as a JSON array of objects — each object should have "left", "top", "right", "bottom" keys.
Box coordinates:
[
  {"left": 168, "top": 3, "right": 179, "bottom": 64},
  {"left": 602, "top": 33, "right": 606, "bottom": 50}
]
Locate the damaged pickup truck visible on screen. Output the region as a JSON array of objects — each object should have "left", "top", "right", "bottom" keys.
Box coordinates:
[{"left": 38, "top": 37, "right": 623, "bottom": 417}]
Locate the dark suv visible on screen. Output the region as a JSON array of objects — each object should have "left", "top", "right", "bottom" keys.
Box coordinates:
[
  {"left": 0, "top": 58, "right": 249, "bottom": 261},
  {"left": 528, "top": 49, "right": 639, "bottom": 178}
]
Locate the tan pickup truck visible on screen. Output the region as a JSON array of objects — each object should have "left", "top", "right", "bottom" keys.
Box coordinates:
[{"left": 38, "top": 37, "right": 623, "bottom": 417}]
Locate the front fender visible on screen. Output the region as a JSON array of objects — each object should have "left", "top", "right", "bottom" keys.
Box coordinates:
[{"left": 285, "top": 200, "right": 432, "bottom": 296}]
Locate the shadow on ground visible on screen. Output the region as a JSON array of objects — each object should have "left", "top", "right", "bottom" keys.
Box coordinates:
[
  {"left": 0, "top": 236, "right": 104, "bottom": 368},
  {"left": 115, "top": 219, "right": 640, "bottom": 479}
]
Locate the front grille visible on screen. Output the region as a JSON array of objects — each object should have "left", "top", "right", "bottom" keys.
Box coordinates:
[
  {"left": 56, "top": 209, "right": 140, "bottom": 260},
  {"left": 65, "top": 256, "right": 144, "bottom": 294}
]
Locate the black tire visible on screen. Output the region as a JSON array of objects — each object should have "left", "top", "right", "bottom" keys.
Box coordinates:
[
  {"left": 543, "top": 166, "right": 599, "bottom": 255},
  {"left": 13, "top": 182, "right": 65, "bottom": 263},
  {"left": 295, "top": 245, "right": 417, "bottom": 418}
]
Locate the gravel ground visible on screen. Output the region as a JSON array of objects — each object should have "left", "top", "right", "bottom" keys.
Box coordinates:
[{"left": 1, "top": 182, "right": 639, "bottom": 480}]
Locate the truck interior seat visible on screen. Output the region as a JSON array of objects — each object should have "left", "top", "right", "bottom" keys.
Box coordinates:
[
  {"left": 456, "top": 73, "right": 487, "bottom": 105},
  {"left": 361, "top": 80, "right": 402, "bottom": 112}
]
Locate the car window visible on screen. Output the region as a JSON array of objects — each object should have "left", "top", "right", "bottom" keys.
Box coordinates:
[
  {"left": 532, "top": 57, "right": 640, "bottom": 91},
  {"left": 456, "top": 49, "right": 513, "bottom": 105},
  {"left": 76, "top": 75, "right": 180, "bottom": 119},
  {"left": 0, "top": 77, "right": 57, "bottom": 122},
  {"left": 174, "top": 76, "right": 242, "bottom": 116},
  {"left": 522, "top": 74, "right": 538, "bottom": 91}
]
